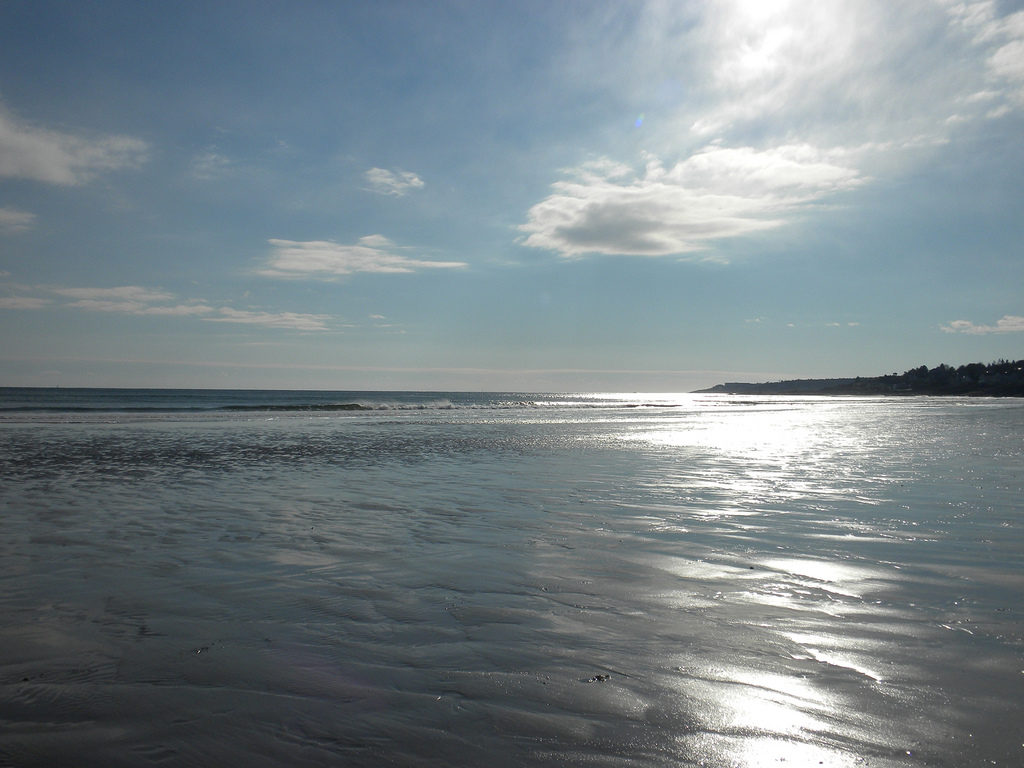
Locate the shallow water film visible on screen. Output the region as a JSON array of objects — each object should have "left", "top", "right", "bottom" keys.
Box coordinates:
[{"left": 1, "top": 391, "right": 1022, "bottom": 767}]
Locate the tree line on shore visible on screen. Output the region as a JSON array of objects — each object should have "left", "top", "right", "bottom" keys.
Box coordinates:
[{"left": 697, "top": 359, "right": 1024, "bottom": 396}]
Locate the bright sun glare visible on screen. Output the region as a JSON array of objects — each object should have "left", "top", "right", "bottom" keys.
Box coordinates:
[{"left": 733, "top": 0, "right": 791, "bottom": 22}]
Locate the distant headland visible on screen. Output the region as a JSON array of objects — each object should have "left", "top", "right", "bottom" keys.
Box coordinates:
[{"left": 696, "top": 359, "right": 1024, "bottom": 396}]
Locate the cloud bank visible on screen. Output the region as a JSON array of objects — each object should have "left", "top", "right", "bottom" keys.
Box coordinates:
[{"left": 261, "top": 236, "right": 466, "bottom": 277}]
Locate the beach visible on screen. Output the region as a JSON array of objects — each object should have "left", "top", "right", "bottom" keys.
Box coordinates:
[{"left": 1, "top": 390, "right": 1021, "bottom": 766}]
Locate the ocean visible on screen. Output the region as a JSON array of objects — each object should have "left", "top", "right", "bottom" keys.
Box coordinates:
[{"left": 1, "top": 388, "right": 1021, "bottom": 767}]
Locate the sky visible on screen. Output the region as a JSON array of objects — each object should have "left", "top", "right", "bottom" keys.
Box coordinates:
[{"left": 1, "top": 0, "right": 1022, "bottom": 392}]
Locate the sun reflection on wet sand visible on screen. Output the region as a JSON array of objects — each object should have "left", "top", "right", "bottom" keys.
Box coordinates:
[
  {"left": 608, "top": 397, "right": 1021, "bottom": 765},
  {"left": 663, "top": 655, "right": 914, "bottom": 767}
]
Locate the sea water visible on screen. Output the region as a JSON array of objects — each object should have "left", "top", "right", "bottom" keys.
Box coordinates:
[{"left": 0, "top": 389, "right": 1021, "bottom": 767}]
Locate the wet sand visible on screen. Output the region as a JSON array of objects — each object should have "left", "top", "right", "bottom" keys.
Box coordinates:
[{"left": 1, "top": 398, "right": 1022, "bottom": 766}]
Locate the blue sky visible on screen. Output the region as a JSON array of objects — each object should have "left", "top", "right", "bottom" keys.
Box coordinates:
[{"left": 1, "top": 0, "right": 1022, "bottom": 391}]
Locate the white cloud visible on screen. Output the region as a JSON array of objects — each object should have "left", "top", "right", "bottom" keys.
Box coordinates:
[
  {"left": 364, "top": 167, "right": 425, "bottom": 196},
  {"left": 261, "top": 236, "right": 467, "bottom": 277},
  {"left": 521, "top": 144, "right": 863, "bottom": 258},
  {"left": 51, "top": 286, "right": 177, "bottom": 303},
  {"left": 29, "top": 284, "right": 331, "bottom": 330},
  {"left": 190, "top": 149, "right": 233, "bottom": 180},
  {"left": 206, "top": 308, "right": 332, "bottom": 331},
  {"left": 943, "top": 2, "right": 1024, "bottom": 105},
  {"left": 0, "top": 102, "right": 147, "bottom": 185},
  {"left": 51, "top": 286, "right": 211, "bottom": 315},
  {"left": 2, "top": 285, "right": 191, "bottom": 313},
  {"left": 0, "top": 207, "right": 36, "bottom": 234},
  {"left": 0, "top": 296, "right": 49, "bottom": 309},
  {"left": 941, "top": 315, "right": 1024, "bottom": 334},
  {"left": 65, "top": 299, "right": 214, "bottom": 316}
]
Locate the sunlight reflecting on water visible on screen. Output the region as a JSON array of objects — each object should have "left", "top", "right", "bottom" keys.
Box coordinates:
[
  {"left": 721, "top": 667, "right": 831, "bottom": 736},
  {"left": 765, "top": 557, "right": 884, "bottom": 597},
  {"left": 625, "top": 399, "right": 832, "bottom": 458},
  {"left": 725, "top": 736, "right": 875, "bottom": 768}
]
